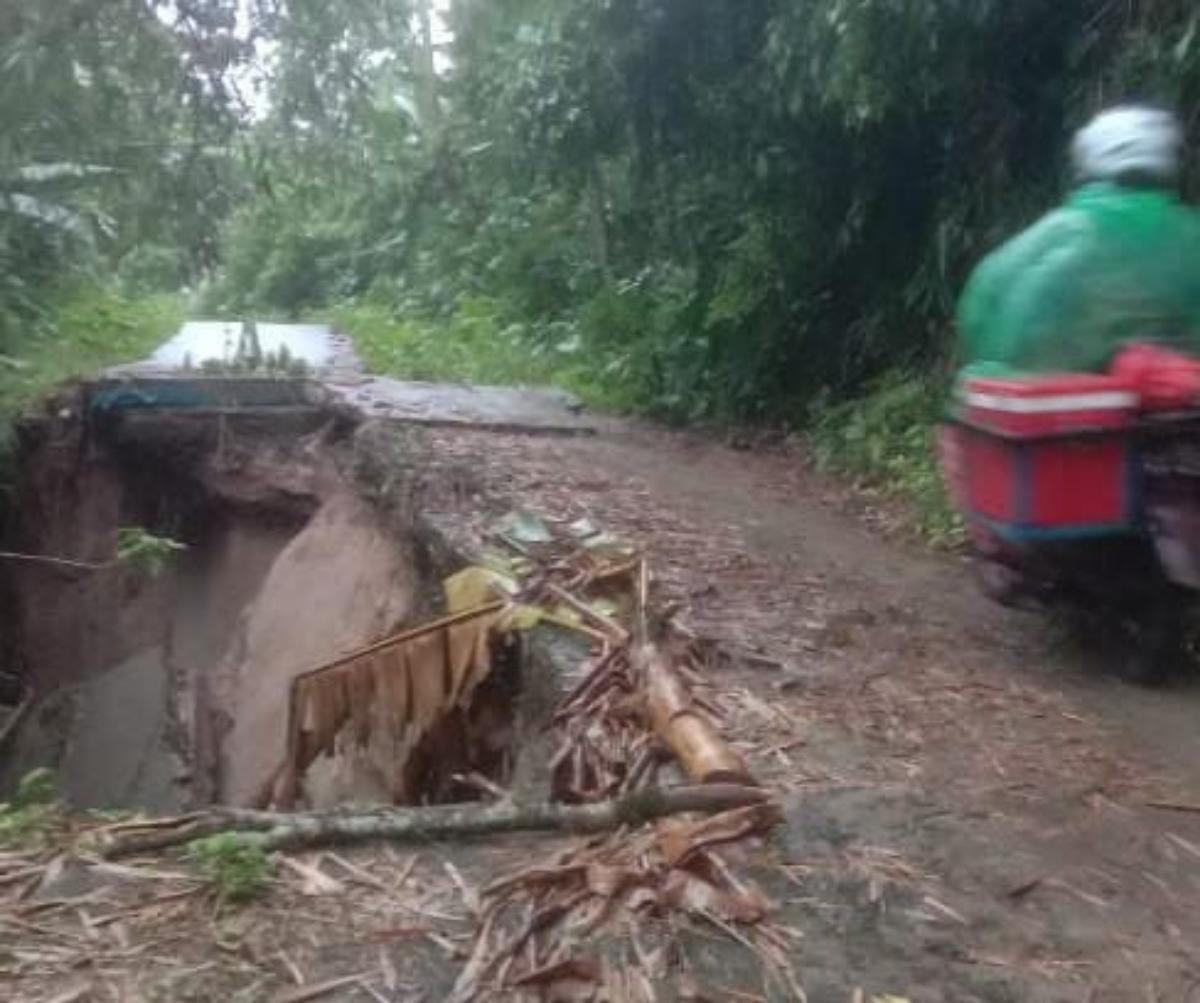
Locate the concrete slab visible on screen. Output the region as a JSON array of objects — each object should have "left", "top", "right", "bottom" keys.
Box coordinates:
[
  {"left": 152, "top": 321, "right": 338, "bottom": 369},
  {"left": 103, "top": 319, "right": 595, "bottom": 433},
  {"left": 331, "top": 376, "right": 596, "bottom": 434}
]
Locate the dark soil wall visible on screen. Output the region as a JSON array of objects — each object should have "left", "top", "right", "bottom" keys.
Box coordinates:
[{"left": 0, "top": 392, "right": 344, "bottom": 808}]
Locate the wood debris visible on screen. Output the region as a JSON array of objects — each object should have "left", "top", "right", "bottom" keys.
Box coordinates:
[
  {"left": 2, "top": 507, "right": 793, "bottom": 1001},
  {"left": 451, "top": 801, "right": 786, "bottom": 1001}
]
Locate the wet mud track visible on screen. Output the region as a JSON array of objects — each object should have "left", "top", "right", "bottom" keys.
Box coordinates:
[
  {"left": 5, "top": 383, "right": 1200, "bottom": 1000},
  {"left": 415, "top": 420, "right": 1200, "bottom": 1001}
]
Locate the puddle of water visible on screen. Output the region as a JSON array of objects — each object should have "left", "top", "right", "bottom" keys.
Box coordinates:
[{"left": 151, "top": 322, "right": 336, "bottom": 369}]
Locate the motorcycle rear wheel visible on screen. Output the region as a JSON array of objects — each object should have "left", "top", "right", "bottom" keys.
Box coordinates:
[{"left": 1103, "top": 594, "right": 1187, "bottom": 687}]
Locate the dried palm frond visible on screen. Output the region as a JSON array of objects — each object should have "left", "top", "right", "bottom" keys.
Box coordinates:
[{"left": 282, "top": 603, "right": 506, "bottom": 806}]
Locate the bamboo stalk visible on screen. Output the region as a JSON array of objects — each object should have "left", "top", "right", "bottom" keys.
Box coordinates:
[{"left": 639, "top": 646, "right": 755, "bottom": 787}]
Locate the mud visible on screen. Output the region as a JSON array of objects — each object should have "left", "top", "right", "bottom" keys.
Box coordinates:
[
  {"left": 7, "top": 331, "right": 1200, "bottom": 997},
  {"left": 216, "top": 489, "right": 420, "bottom": 806},
  {"left": 0, "top": 385, "right": 442, "bottom": 811},
  {"left": 399, "top": 421, "right": 1200, "bottom": 1000}
]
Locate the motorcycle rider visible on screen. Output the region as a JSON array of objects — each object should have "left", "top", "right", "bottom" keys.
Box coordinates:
[{"left": 957, "top": 106, "right": 1200, "bottom": 377}]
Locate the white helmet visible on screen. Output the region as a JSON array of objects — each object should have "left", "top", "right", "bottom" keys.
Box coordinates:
[{"left": 1071, "top": 106, "right": 1183, "bottom": 185}]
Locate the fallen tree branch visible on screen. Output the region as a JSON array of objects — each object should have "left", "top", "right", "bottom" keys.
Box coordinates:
[
  {"left": 1145, "top": 800, "right": 1200, "bottom": 816},
  {"left": 98, "top": 784, "right": 775, "bottom": 859}
]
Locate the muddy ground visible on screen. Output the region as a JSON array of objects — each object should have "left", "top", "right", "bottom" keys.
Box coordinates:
[{"left": 5, "top": 413, "right": 1200, "bottom": 1002}]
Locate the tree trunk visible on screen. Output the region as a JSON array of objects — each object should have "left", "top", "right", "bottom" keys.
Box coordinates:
[
  {"left": 414, "top": 0, "right": 441, "bottom": 146},
  {"left": 587, "top": 161, "right": 611, "bottom": 277}
]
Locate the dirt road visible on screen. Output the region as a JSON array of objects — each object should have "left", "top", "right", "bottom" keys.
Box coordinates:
[
  {"left": 417, "top": 418, "right": 1200, "bottom": 1001},
  {"left": 7, "top": 404, "right": 1200, "bottom": 1002}
]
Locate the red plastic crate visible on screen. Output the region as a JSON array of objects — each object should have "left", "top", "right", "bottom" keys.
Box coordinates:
[
  {"left": 961, "top": 373, "right": 1136, "bottom": 435},
  {"left": 944, "top": 374, "right": 1139, "bottom": 539}
]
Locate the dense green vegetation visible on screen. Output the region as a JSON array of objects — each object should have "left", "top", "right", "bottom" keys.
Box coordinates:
[
  {"left": 809, "top": 370, "right": 962, "bottom": 543},
  {"left": 1, "top": 2, "right": 240, "bottom": 343},
  {"left": 5, "top": 2, "right": 1200, "bottom": 529},
  {"left": 0, "top": 288, "right": 182, "bottom": 456},
  {"left": 210, "top": 1, "right": 1200, "bottom": 417}
]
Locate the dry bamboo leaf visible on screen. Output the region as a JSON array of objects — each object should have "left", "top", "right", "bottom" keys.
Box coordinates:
[
  {"left": 659, "top": 870, "right": 768, "bottom": 924},
  {"left": 273, "top": 975, "right": 365, "bottom": 1002},
  {"left": 677, "top": 975, "right": 721, "bottom": 1002},
  {"left": 511, "top": 957, "right": 603, "bottom": 993},
  {"left": 656, "top": 805, "right": 780, "bottom": 868},
  {"left": 368, "top": 654, "right": 401, "bottom": 742},
  {"left": 388, "top": 649, "right": 413, "bottom": 734},
  {"left": 285, "top": 605, "right": 507, "bottom": 797},
  {"left": 349, "top": 665, "right": 375, "bottom": 747},
  {"left": 1165, "top": 832, "right": 1200, "bottom": 862},
  {"left": 279, "top": 951, "right": 306, "bottom": 985},
  {"left": 620, "top": 962, "right": 659, "bottom": 1003},
  {"left": 451, "top": 907, "right": 501, "bottom": 1000},
  {"left": 84, "top": 860, "right": 194, "bottom": 883},
  {"left": 44, "top": 986, "right": 92, "bottom": 1003},
  {"left": 484, "top": 863, "right": 588, "bottom": 898},
  {"left": 585, "top": 864, "right": 640, "bottom": 900},
  {"left": 465, "top": 618, "right": 496, "bottom": 699},
  {"left": 378, "top": 945, "right": 399, "bottom": 991},
  {"left": 280, "top": 856, "right": 346, "bottom": 897},
  {"left": 444, "top": 862, "right": 481, "bottom": 917}
]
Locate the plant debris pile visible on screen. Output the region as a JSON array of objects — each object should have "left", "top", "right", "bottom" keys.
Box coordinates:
[
  {"left": 0, "top": 506, "right": 798, "bottom": 1001},
  {"left": 275, "top": 508, "right": 756, "bottom": 816},
  {"left": 452, "top": 799, "right": 798, "bottom": 1001}
]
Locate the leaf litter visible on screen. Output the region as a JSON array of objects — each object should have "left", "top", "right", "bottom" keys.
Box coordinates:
[{"left": 1, "top": 505, "right": 801, "bottom": 1001}]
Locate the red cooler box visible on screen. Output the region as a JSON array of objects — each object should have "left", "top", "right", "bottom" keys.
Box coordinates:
[{"left": 941, "top": 374, "right": 1140, "bottom": 540}]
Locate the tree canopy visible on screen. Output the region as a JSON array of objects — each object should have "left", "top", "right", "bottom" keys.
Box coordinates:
[{"left": 7, "top": 0, "right": 1200, "bottom": 421}]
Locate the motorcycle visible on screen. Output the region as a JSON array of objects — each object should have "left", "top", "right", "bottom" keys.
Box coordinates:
[{"left": 939, "top": 342, "right": 1200, "bottom": 685}]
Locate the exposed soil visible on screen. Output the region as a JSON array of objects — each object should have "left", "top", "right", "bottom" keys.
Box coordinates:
[
  {"left": 404, "top": 420, "right": 1200, "bottom": 1001},
  {"left": 0, "top": 393, "right": 437, "bottom": 812},
  {"left": 5, "top": 396, "right": 1200, "bottom": 1000}
]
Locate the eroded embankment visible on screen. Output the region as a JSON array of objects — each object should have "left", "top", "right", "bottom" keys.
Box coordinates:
[{"left": 0, "top": 386, "right": 457, "bottom": 811}]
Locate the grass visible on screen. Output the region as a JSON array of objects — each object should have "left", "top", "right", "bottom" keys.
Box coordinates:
[
  {"left": 328, "top": 298, "right": 631, "bottom": 411},
  {"left": 0, "top": 285, "right": 183, "bottom": 446},
  {"left": 809, "top": 370, "right": 965, "bottom": 546},
  {"left": 186, "top": 833, "right": 274, "bottom": 905},
  {"left": 333, "top": 299, "right": 564, "bottom": 385},
  {"left": 0, "top": 769, "right": 62, "bottom": 850}
]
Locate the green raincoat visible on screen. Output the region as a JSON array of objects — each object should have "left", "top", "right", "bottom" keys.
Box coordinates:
[{"left": 957, "top": 182, "right": 1200, "bottom": 376}]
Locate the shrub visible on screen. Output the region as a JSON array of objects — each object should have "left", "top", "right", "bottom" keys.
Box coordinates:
[
  {"left": 0, "top": 769, "right": 61, "bottom": 850},
  {"left": 809, "top": 370, "right": 964, "bottom": 546},
  {"left": 187, "top": 833, "right": 274, "bottom": 905}
]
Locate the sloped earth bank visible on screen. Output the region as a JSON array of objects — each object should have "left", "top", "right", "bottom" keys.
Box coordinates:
[
  {"left": 0, "top": 392, "right": 442, "bottom": 811},
  {"left": 4, "top": 407, "right": 1200, "bottom": 999}
]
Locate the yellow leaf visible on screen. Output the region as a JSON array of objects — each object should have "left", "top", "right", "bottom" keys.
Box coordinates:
[
  {"left": 444, "top": 566, "right": 518, "bottom": 613},
  {"left": 498, "top": 603, "right": 546, "bottom": 632},
  {"left": 551, "top": 604, "right": 584, "bottom": 626}
]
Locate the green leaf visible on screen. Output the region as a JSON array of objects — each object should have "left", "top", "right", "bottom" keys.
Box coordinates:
[
  {"left": 494, "top": 510, "right": 553, "bottom": 545},
  {"left": 115, "top": 528, "right": 187, "bottom": 577}
]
